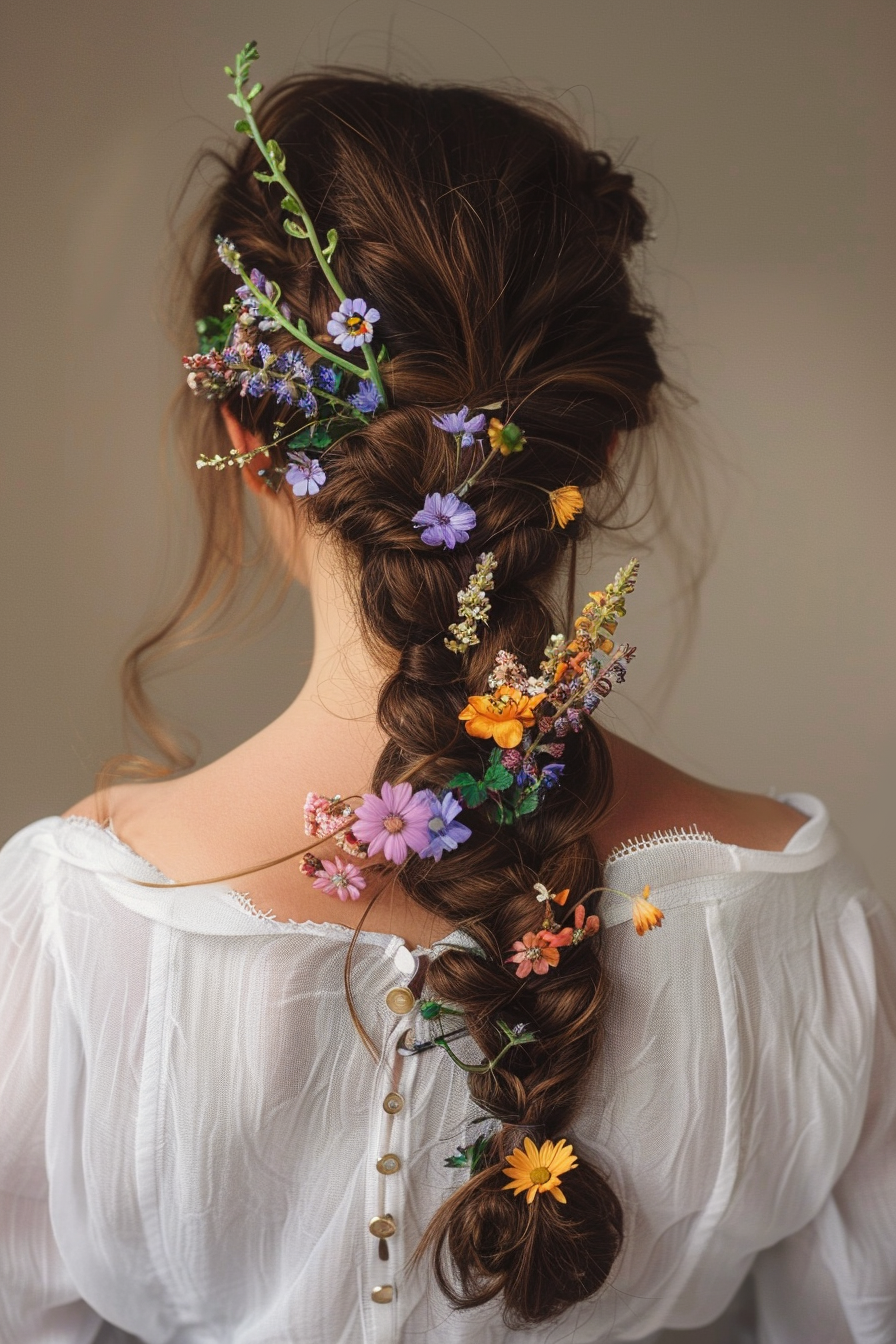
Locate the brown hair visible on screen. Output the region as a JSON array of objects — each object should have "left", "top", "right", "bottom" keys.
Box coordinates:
[{"left": 130, "top": 72, "right": 665, "bottom": 1326}]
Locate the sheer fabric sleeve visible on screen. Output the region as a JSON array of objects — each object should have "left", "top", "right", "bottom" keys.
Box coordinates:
[
  {"left": 753, "top": 889, "right": 896, "bottom": 1344},
  {"left": 0, "top": 825, "right": 102, "bottom": 1344}
]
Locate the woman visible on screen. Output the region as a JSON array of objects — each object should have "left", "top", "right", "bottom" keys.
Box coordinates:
[{"left": 1, "top": 45, "right": 893, "bottom": 1343}]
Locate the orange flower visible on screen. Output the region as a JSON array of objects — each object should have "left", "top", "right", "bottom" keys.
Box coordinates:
[
  {"left": 503, "top": 1137, "right": 578, "bottom": 1204},
  {"left": 549, "top": 485, "right": 585, "bottom": 528},
  {"left": 506, "top": 930, "right": 561, "bottom": 978},
  {"left": 570, "top": 902, "right": 600, "bottom": 944},
  {"left": 458, "top": 684, "right": 546, "bottom": 749},
  {"left": 630, "top": 885, "right": 664, "bottom": 935},
  {"left": 487, "top": 418, "right": 527, "bottom": 455}
]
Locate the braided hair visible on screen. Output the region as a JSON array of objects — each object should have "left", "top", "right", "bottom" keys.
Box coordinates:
[{"left": 163, "top": 72, "right": 664, "bottom": 1326}]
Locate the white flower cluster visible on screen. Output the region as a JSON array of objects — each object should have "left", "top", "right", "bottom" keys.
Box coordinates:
[{"left": 444, "top": 552, "right": 496, "bottom": 654}]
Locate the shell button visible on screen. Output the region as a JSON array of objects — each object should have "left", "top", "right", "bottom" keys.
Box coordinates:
[
  {"left": 376, "top": 1153, "right": 401, "bottom": 1175},
  {"left": 382, "top": 1091, "right": 404, "bottom": 1114},
  {"left": 371, "top": 1284, "right": 394, "bottom": 1304},
  {"left": 385, "top": 987, "right": 416, "bottom": 1015},
  {"left": 369, "top": 1214, "right": 397, "bottom": 1239}
]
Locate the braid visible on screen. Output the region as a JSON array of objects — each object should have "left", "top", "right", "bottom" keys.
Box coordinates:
[{"left": 184, "top": 69, "right": 664, "bottom": 1326}]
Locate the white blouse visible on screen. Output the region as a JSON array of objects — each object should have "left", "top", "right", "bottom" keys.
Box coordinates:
[{"left": 1, "top": 795, "right": 894, "bottom": 1344}]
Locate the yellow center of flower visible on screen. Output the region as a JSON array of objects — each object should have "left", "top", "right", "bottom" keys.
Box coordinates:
[
  {"left": 529, "top": 1166, "right": 551, "bottom": 1185},
  {"left": 345, "top": 315, "right": 367, "bottom": 333},
  {"left": 383, "top": 815, "right": 405, "bottom": 833}
]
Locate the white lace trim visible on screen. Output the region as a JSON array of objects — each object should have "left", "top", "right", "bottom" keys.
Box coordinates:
[
  {"left": 605, "top": 823, "right": 719, "bottom": 865},
  {"left": 231, "top": 890, "right": 284, "bottom": 923}
]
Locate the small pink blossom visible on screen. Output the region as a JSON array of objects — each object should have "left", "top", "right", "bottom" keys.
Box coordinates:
[{"left": 312, "top": 856, "right": 367, "bottom": 902}]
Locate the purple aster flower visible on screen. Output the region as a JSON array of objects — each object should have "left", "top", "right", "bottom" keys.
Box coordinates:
[
  {"left": 540, "top": 763, "right": 566, "bottom": 789},
  {"left": 412, "top": 493, "right": 477, "bottom": 549},
  {"left": 285, "top": 452, "right": 326, "bottom": 497},
  {"left": 420, "top": 791, "right": 472, "bottom": 862},
  {"left": 215, "top": 235, "right": 242, "bottom": 274},
  {"left": 314, "top": 365, "right": 338, "bottom": 393},
  {"left": 327, "top": 298, "right": 380, "bottom": 351},
  {"left": 353, "top": 782, "right": 432, "bottom": 864},
  {"left": 431, "top": 406, "right": 487, "bottom": 448},
  {"left": 348, "top": 379, "right": 383, "bottom": 414}
]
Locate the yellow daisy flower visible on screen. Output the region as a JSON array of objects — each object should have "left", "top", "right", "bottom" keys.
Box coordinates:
[
  {"left": 548, "top": 485, "right": 585, "bottom": 528},
  {"left": 502, "top": 1137, "right": 578, "bottom": 1204},
  {"left": 630, "top": 885, "right": 664, "bottom": 935}
]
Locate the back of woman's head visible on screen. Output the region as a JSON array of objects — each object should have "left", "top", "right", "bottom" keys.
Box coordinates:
[{"left": 177, "top": 70, "right": 664, "bottom": 1326}]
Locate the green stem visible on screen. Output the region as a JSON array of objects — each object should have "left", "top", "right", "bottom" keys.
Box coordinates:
[
  {"left": 238, "top": 270, "right": 364, "bottom": 381},
  {"left": 234, "top": 85, "right": 387, "bottom": 405},
  {"left": 455, "top": 445, "right": 500, "bottom": 499}
]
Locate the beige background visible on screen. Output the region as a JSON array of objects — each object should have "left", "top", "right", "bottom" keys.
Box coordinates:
[{"left": 0, "top": 3, "right": 892, "bottom": 1337}]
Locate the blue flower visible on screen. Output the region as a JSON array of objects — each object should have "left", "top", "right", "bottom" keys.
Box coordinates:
[
  {"left": 285, "top": 452, "right": 326, "bottom": 497},
  {"left": 242, "top": 373, "right": 268, "bottom": 398},
  {"left": 327, "top": 298, "right": 380, "bottom": 351},
  {"left": 298, "top": 391, "right": 318, "bottom": 418},
  {"left": 539, "top": 763, "right": 566, "bottom": 789},
  {"left": 314, "top": 365, "right": 338, "bottom": 393},
  {"left": 348, "top": 379, "right": 383, "bottom": 414},
  {"left": 412, "top": 493, "right": 477, "bottom": 549},
  {"left": 431, "top": 406, "right": 487, "bottom": 448},
  {"left": 420, "top": 791, "right": 472, "bottom": 861}
]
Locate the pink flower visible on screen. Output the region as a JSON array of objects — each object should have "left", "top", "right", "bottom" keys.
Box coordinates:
[
  {"left": 506, "top": 930, "right": 561, "bottom": 979},
  {"left": 353, "top": 782, "right": 433, "bottom": 864},
  {"left": 312, "top": 856, "right": 367, "bottom": 902}
]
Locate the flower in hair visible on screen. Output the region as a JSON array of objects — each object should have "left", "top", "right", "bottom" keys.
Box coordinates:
[
  {"left": 312, "top": 856, "right": 367, "bottom": 902},
  {"left": 459, "top": 685, "right": 547, "bottom": 750},
  {"left": 285, "top": 452, "right": 326, "bottom": 497},
  {"left": 348, "top": 378, "right": 383, "bottom": 414},
  {"left": 568, "top": 902, "right": 601, "bottom": 945},
  {"left": 629, "top": 885, "right": 664, "bottom": 935},
  {"left": 327, "top": 297, "right": 380, "bottom": 351},
  {"left": 506, "top": 930, "right": 561, "bottom": 978},
  {"left": 353, "top": 782, "right": 432, "bottom": 863},
  {"left": 445, "top": 552, "right": 496, "bottom": 653},
  {"left": 420, "top": 791, "right": 472, "bottom": 861},
  {"left": 486, "top": 418, "right": 526, "bottom": 456},
  {"left": 549, "top": 485, "right": 585, "bottom": 529},
  {"left": 502, "top": 1137, "right": 578, "bottom": 1204},
  {"left": 533, "top": 882, "right": 569, "bottom": 907},
  {"left": 216, "top": 235, "right": 242, "bottom": 274},
  {"left": 412, "top": 493, "right": 477, "bottom": 550},
  {"left": 432, "top": 406, "right": 487, "bottom": 447}
]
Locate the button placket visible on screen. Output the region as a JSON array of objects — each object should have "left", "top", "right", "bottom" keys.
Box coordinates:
[{"left": 366, "top": 950, "right": 421, "bottom": 1316}]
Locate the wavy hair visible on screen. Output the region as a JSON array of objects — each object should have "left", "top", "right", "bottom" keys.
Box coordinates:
[{"left": 125, "top": 73, "right": 667, "bottom": 1325}]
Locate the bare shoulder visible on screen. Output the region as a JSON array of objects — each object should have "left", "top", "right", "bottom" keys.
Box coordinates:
[{"left": 595, "top": 733, "right": 809, "bottom": 860}]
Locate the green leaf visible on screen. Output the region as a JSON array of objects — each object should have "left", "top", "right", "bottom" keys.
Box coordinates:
[
  {"left": 283, "top": 219, "right": 309, "bottom": 239},
  {"left": 482, "top": 760, "right": 513, "bottom": 791},
  {"left": 194, "top": 313, "right": 234, "bottom": 355},
  {"left": 281, "top": 195, "right": 301, "bottom": 215},
  {"left": 491, "top": 800, "right": 515, "bottom": 825},
  {"left": 233, "top": 119, "right": 251, "bottom": 134},
  {"left": 224, "top": 65, "right": 234, "bottom": 77},
  {"left": 227, "top": 93, "right": 242, "bottom": 107},
  {"left": 513, "top": 791, "right": 541, "bottom": 818},
  {"left": 265, "top": 138, "right": 286, "bottom": 171},
  {"left": 247, "top": 81, "right": 263, "bottom": 101},
  {"left": 322, "top": 227, "right": 338, "bottom": 260},
  {"left": 253, "top": 170, "right": 277, "bottom": 184},
  {"left": 446, "top": 772, "right": 488, "bottom": 807}
]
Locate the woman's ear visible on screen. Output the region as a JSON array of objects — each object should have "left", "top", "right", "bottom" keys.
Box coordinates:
[{"left": 220, "top": 405, "right": 269, "bottom": 495}]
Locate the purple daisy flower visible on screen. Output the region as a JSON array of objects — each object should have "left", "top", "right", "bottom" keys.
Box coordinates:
[
  {"left": 285, "top": 452, "right": 326, "bottom": 497},
  {"left": 348, "top": 379, "right": 383, "bottom": 414},
  {"left": 353, "top": 782, "right": 432, "bottom": 864},
  {"left": 412, "top": 493, "right": 477, "bottom": 549},
  {"left": 327, "top": 298, "right": 380, "bottom": 351},
  {"left": 420, "top": 791, "right": 472, "bottom": 862},
  {"left": 540, "top": 763, "right": 566, "bottom": 788},
  {"left": 431, "top": 406, "right": 487, "bottom": 448}
]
